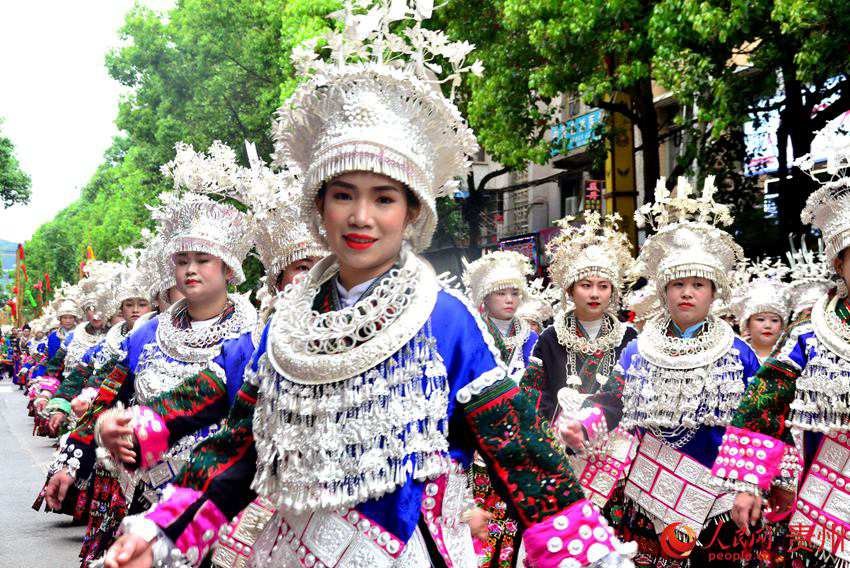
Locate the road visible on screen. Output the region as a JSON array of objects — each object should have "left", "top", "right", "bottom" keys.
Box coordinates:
[{"left": 0, "top": 380, "right": 84, "bottom": 567}]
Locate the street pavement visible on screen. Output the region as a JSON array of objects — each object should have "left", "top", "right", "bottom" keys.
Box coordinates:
[{"left": 0, "top": 380, "right": 84, "bottom": 567}]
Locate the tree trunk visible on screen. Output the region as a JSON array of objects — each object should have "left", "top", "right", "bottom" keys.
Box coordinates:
[
  {"left": 776, "top": 57, "right": 813, "bottom": 238},
  {"left": 634, "top": 79, "right": 661, "bottom": 205}
]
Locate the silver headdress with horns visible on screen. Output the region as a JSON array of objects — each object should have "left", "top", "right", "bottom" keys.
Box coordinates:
[
  {"left": 137, "top": 228, "right": 176, "bottom": 301},
  {"left": 78, "top": 260, "right": 124, "bottom": 319},
  {"left": 462, "top": 250, "right": 532, "bottom": 308},
  {"left": 546, "top": 211, "right": 634, "bottom": 311},
  {"left": 635, "top": 176, "right": 744, "bottom": 302},
  {"left": 271, "top": 0, "right": 482, "bottom": 252},
  {"left": 242, "top": 142, "right": 328, "bottom": 292},
  {"left": 798, "top": 125, "right": 850, "bottom": 266},
  {"left": 730, "top": 258, "right": 791, "bottom": 327},
  {"left": 786, "top": 236, "right": 836, "bottom": 317},
  {"left": 160, "top": 141, "right": 252, "bottom": 284}
]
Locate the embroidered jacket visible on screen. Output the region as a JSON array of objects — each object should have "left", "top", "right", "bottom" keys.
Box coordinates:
[
  {"left": 52, "top": 306, "right": 256, "bottom": 489},
  {"left": 523, "top": 314, "right": 637, "bottom": 422},
  {"left": 127, "top": 277, "right": 624, "bottom": 568}
]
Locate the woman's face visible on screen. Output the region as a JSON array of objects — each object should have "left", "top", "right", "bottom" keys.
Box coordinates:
[
  {"left": 86, "top": 307, "right": 105, "bottom": 330},
  {"left": 569, "top": 276, "right": 613, "bottom": 321},
  {"left": 276, "top": 256, "right": 322, "bottom": 291},
  {"left": 59, "top": 315, "right": 77, "bottom": 330},
  {"left": 120, "top": 298, "right": 152, "bottom": 328},
  {"left": 665, "top": 276, "right": 715, "bottom": 329},
  {"left": 35, "top": 331, "right": 45, "bottom": 340},
  {"left": 318, "top": 171, "right": 415, "bottom": 280},
  {"left": 174, "top": 252, "right": 232, "bottom": 304},
  {"left": 747, "top": 312, "right": 784, "bottom": 348},
  {"left": 484, "top": 288, "right": 521, "bottom": 320}
]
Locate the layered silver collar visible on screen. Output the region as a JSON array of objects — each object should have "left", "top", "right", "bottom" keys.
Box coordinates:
[
  {"left": 266, "top": 248, "right": 440, "bottom": 385},
  {"left": 155, "top": 293, "right": 257, "bottom": 363},
  {"left": 811, "top": 294, "right": 850, "bottom": 362},
  {"left": 637, "top": 315, "right": 735, "bottom": 370},
  {"left": 554, "top": 310, "right": 625, "bottom": 355}
]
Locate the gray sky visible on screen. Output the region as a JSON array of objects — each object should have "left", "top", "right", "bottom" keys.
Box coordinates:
[{"left": 0, "top": 0, "right": 173, "bottom": 244}]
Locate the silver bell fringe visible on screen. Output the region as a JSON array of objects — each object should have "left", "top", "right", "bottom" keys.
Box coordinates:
[
  {"left": 620, "top": 349, "right": 746, "bottom": 449},
  {"left": 253, "top": 322, "right": 451, "bottom": 513}
]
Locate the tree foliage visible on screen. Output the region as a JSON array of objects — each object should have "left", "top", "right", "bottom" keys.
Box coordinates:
[
  {"left": 23, "top": 0, "right": 850, "bottom": 289},
  {"left": 0, "top": 121, "right": 32, "bottom": 208},
  {"left": 25, "top": 0, "right": 339, "bottom": 292}
]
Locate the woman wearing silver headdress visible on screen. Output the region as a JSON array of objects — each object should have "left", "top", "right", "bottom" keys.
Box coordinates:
[
  {"left": 32, "top": 265, "right": 117, "bottom": 426},
  {"left": 101, "top": 3, "right": 634, "bottom": 567},
  {"left": 40, "top": 143, "right": 258, "bottom": 564},
  {"left": 559, "top": 178, "right": 761, "bottom": 566},
  {"left": 730, "top": 260, "right": 792, "bottom": 364},
  {"left": 522, "top": 212, "right": 636, "bottom": 424},
  {"left": 713, "top": 134, "right": 850, "bottom": 567}
]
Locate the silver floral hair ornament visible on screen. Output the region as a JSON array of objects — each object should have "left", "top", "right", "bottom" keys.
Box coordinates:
[
  {"left": 240, "top": 142, "right": 329, "bottom": 293},
  {"left": 160, "top": 141, "right": 252, "bottom": 285},
  {"left": 515, "top": 277, "right": 559, "bottom": 327},
  {"left": 271, "top": 0, "right": 483, "bottom": 252},
  {"left": 635, "top": 176, "right": 744, "bottom": 302}
]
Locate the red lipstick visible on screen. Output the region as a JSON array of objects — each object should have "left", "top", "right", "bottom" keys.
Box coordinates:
[{"left": 343, "top": 233, "right": 378, "bottom": 250}]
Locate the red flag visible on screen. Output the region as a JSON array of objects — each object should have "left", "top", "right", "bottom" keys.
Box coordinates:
[
  {"left": 44, "top": 273, "right": 51, "bottom": 291},
  {"left": 20, "top": 262, "right": 27, "bottom": 281},
  {"left": 12, "top": 286, "right": 18, "bottom": 295},
  {"left": 16, "top": 244, "right": 24, "bottom": 260},
  {"left": 33, "top": 281, "right": 43, "bottom": 292}
]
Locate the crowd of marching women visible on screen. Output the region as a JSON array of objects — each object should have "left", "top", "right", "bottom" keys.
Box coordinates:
[{"left": 13, "top": 2, "right": 850, "bottom": 567}]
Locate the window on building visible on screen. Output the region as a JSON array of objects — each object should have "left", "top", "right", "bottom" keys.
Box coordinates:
[{"left": 559, "top": 173, "right": 583, "bottom": 216}]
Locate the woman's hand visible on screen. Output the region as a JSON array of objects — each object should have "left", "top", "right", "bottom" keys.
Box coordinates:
[
  {"left": 731, "top": 492, "right": 762, "bottom": 535},
  {"left": 71, "top": 397, "right": 91, "bottom": 417},
  {"left": 48, "top": 412, "right": 66, "bottom": 435},
  {"left": 104, "top": 534, "right": 153, "bottom": 568},
  {"left": 556, "top": 417, "right": 585, "bottom": 450},
  {"left": 44, "top": 468, "right": 74, "bottom": 510},
  {"left": 99, "top": 412, "right": 137, "bottom": 466},
  {"left": 465, "top": 507, "right": 493, "bottom": 541}
]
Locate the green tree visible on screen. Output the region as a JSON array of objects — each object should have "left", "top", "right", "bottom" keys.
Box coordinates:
[
  {"left": 649, "top": 0, "right": 850, "bottom": 240},
  {"left": 0, "top": 120, "right": 31, "bottom": 208},
  {"left": 25, "top": 0, "right": 341, "bottom": 293}
]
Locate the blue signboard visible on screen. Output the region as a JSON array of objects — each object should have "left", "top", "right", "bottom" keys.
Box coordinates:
[{"left": 551, "top": 109, "right": 604, "bottom": 156}]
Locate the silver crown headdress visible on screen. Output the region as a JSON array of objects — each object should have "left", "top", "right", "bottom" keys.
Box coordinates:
[
  {"left": 101, "top": 247, "right": 152, "bottom": 316},
  {"left": 137, "top": 227, "right": 176, "bottom": 300},
  {"left": 635, "top": 176, "right": 744, "bottom": 301},
  {"left": 78, "top": 260, "right": 123, "bottom": 319},
  {"left": 730, "top": 257, "right": 791, "bottom": 327},
  {"left": 515, "top": 278, "right": 559, "bottom": 327},
  {"left": 546, "top": 212, "right": 634, "bottom": 310},
  {"left": 624, "top": 282, "right": 664, "bottom": 324},
  {"left": 786, "top": 236, "right": 836, "bottom": 317},
  {"left": 462, "top": 250, "right": 532, "bottom": 308},
  {"left": 271, "top": 0, "right": 482, "bottom": 252},
  {"left": 160, "top": 141, "right": 252, "bottom": 284},
  {"left": 241, "top": 142, "right": 328, "bottom": 292},
  {"left": 52, "top": 281, "right": 83, "bottom": 320},
  {"left": 798, "top": 122, "right": 850, "bottom": 266}
]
